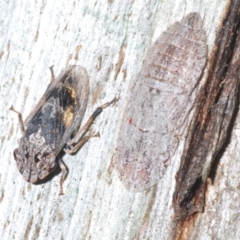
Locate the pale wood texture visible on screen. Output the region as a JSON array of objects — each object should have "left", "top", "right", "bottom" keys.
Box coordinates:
[{"left": 0, "top": 0, "right": 236, "bottom": 240}]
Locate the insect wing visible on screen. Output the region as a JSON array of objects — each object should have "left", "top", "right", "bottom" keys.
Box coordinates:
[{"left": 58, "top": 66, "right": 89, "bottom": 149}]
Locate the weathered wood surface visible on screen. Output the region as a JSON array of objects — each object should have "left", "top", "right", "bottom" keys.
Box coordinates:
[{"left": 1, "top": 0, "right": 239, "bottom": 239}]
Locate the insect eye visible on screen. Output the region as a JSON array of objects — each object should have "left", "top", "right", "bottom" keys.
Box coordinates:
[
  {"left": 34, "top": 153, "right": 41, "bottom": 163},
  {"left": 42, "top": 152, "right": 50, "bottom": 159},
  {"left": 13, "top": 149, "right": 19, "bottom": 160}
]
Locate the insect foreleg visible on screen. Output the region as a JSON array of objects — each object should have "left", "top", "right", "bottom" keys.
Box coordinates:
[{"left": 9, "top": 106, "right": 25, "bottom": 135}]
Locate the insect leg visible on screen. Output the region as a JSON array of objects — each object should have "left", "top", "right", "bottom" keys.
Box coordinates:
[
  {"left": 58, "top": 158, "right": 67, "bottom": 195},
  {"left": 60, "top": 133, "right": 99, "bottom": 194},
  {"left": 65, "top": 133, "right": 100, "bottom": 154},
  {"left": 65, "top": 97, "right": 118, "bottom": 154},
  {"left": 49, "top": 65, "right": 55, "bottom": 83},
  {"left": 9, "top": 106, "right": 25, "bottom": 134}
]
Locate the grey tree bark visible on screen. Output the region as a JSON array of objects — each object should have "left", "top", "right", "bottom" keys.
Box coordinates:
[{"left": 0, "top": 0, "right": 238, "bottom": 240}]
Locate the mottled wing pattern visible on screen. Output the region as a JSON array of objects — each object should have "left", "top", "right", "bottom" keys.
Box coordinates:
[
  {"left": 14, "top": 66, "right": 89, "bottom": 183},
  {"left": 59, "top": 66, "right": 89, "bottom": 149}
]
